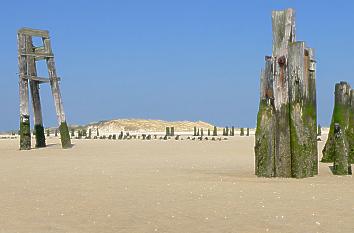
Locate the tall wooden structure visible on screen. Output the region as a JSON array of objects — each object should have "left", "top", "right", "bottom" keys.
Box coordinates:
[
  {"left": 255, "top": 9, "right": 318, "bottom": 178},
  {"left": 18, "top": 28, "right": 71, "bottom": 150}
]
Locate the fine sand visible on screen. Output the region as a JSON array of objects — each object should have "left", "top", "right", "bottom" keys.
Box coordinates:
[{"left": 0, "top": 135, "right": 353, "bottom": 233}]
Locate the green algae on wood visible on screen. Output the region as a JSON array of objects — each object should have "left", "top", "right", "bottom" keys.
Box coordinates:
[
  {"left": 59, "top": 121, "right": 71, "bottom": 149},
  {"left": 322, "top": 82, "right": 352, "bottom": 163},
  {"left": 332, "top": 124, "right": 352, "bottom": 175},
  {"left": 255, "top": 100, "right": 276, "bottom": 177},
  {"left": 346, "top": 90, "right": 354, "bottom": 163},
  {"left": 20, "top": 115, "right": 31, "bottom": 150},
  {"left": 288, "top": 44, "right": 318, "bottom": 178},
  {"left": 34, "top": 124, "right": 46, "bottom": 148}
]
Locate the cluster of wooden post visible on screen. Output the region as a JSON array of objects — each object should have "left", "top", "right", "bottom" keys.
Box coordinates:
[
  {"left": 192, "top": 126, "right": 220, "bottom": 137},
  {"left": 18, "top": 28, "right": 71, "bottom": 150},
  {"left": 255, "top": 9, "right": 318, "bottom": 178},
  {"left": 57, "top": 128, "right": 234, "bottom": 142},
  {"left": 165, "top": 127, "right": 175, "bottom": 136},
  {"left": 192, "top": 126, "right": 250, "bottom": 137},
  {"left": 221, "top": 126, "right": 236, "bottom": 136},
  {"left": 322, "top": 82, "right": 353, "bottom": 175}
]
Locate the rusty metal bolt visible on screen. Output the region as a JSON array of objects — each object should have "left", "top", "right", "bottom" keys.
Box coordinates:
[{"left": 278, "top": 56, "right": 286, "bottom": 66}]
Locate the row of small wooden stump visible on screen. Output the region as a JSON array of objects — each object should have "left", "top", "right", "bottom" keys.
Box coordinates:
[
  {"left": 69, "top": 127, "right": 251, "bottom": 141},
  {"left": 192, "top": 126, "right": 250, "bottom": 137},
  {"left": 72, "top": 134, "right": 231, "bottom": 141}
]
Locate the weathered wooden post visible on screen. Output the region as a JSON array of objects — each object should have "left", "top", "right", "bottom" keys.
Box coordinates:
[
  {"left": 193, "top": 126, "right": 197, "bottom": 136},
  {"left": 88, "top": 129, "right": 92, "bottom": 139},
  {"left": 208, "top": 129, "right": 210, "bottom": 136},
  {"left": 46, "top": 129, "right": 50, "bottom": 137},
  {"left": 201, "top": 128, "right": 204, "bottom": 137},
  {"left": 322, "top": 82, "right": 354, "bottom": 164},
  {"left": 17, "top": 28, "right": 71, "bottom": 149},
  {"left": 213, "top": 126, "right": 217, "bottom": 136},
  {"left": 349, "top": 89, "right": 354, "bottom": 163},
  {"left": 96, "top": 128, "right": 100, "bottom": 137},
  {"left": 240, "top": 128, "right": 244, "bottom": 136},
  {"left": 332, "top": 124, "right": 352, "bottom": 175},
  {"left": 166, "top": 127, "right": 170, "bottom": 136},
  {"left": 171, "top": 127, "right": 175, "bottom": 136},
  {"left": 246, "top": 128, "right": 250, "bottom": 136},
  {"left": 230, "top": 126, "right": 235, "bottom": 136},
  {"left": 47, "top": 45, "right": 71, "bottom": 148},
  {"left": 77, "top": 130, "right": 82, "bottom": 139},
  {"left": 18, "top": 32, "right": 31, "bottom": 150},
  {"left": 255, "top": 9, "right": 317, "bottom": 178},
  {"left": 82, "top": 129, "right": 87, "bottom": 138},
  {"left": 28, "top": 36, "right": 45, "bottom": 148}
]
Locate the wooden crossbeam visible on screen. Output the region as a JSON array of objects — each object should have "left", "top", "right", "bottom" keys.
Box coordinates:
[
  {"left": 18, "top": 28, "right": 49, "bottom": 38},
  {"left": 20, "top": 53, "right": 54, "bottom": 58},
  {"left": 21, "top": 75, "right": 60, "bottom": 83}
]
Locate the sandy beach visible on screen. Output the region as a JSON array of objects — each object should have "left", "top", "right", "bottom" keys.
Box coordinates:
[{"left": 0, "top": 135, "right": 353, "bottom": 233}]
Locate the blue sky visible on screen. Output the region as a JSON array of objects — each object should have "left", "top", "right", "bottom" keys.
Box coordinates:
[{"left": 0, "top": 1, "right": 353, "bottom": 131}]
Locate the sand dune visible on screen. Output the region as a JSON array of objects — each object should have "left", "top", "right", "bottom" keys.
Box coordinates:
[{"left": 85, "top": 119, "right": 217, "bottom": 134}]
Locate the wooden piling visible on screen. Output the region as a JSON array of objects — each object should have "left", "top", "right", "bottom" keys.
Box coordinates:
[
  {"left": 348, "top": 90, "right": 354, "bottom": 163},
  {"left": 322, "top": 82, "right": 353, "bottom": 164},
  {"left": 333, "top": 124, "right": 352, "bottom": 175},
  {"left": 255, "top": 9, "right": 317, "bottom": 178},
  {"left": 27, "top": 36, "right": 46, "bottom": 148},
  {"left": 255, "top": 57, "right": 276, "bottom": 177},
  {"left": 213, "top": 126, "right": 217, "bottom": 136},
  {"left": 18, "top": 33, "right": 31, "bottom": 150},
  {"left": 288, "top": 44, "right": 318, "bottom": 178},
  {"left": 46, "top": 53, "right": 71, "bottom": 148}
]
